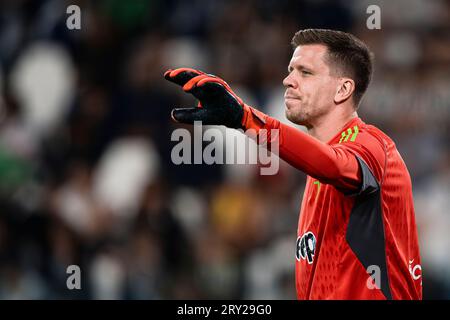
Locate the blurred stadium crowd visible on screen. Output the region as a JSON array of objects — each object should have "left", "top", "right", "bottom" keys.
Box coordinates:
[{"left": 0, "top": 0, "right": 449, "bottom": 299}]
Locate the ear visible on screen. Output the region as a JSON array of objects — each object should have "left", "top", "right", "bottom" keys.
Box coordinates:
[{"left": 334, "top": 78, "right": 355, "bottom": 104}]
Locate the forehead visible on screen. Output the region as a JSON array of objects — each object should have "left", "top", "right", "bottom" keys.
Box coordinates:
[{"left": 289, "top": 44, "right": 329, "bottom": 70}]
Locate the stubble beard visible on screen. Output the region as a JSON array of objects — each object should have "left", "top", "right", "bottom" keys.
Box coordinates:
[{"left": 286, "top": 108, "right": 310, "bottom": 127}]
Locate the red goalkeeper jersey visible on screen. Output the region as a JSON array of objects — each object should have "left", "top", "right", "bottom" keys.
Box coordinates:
[{"left": 253, "top": 114, "right": 422, "bottom": 300}]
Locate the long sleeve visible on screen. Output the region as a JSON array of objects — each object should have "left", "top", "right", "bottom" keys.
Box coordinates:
[
  {"left": 264, "top": 116, "right": 362, "bottom": 191},
  {"left": 241, "top": 105, "right": 387, "bottom": 192}
]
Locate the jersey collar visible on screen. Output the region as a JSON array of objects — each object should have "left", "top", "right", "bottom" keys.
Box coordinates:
[{"left": 327, "top": 117, "right": 364, "bottom": 145}]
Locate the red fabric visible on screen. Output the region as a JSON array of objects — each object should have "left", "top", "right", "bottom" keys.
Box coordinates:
[{"left": 249, "top": 115, "right": 422, "bottom": 300}]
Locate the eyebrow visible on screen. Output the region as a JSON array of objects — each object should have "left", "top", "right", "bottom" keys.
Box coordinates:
[{"left": 288, "top": 63, "right": 314, "bottom": 73}]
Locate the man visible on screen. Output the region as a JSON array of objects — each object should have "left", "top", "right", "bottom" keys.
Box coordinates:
[{"left": 164, "top": 29, "right": 422, "bottom": 300}]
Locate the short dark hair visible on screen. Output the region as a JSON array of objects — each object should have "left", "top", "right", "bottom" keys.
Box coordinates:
[{"left": 291, "top": 29, "right": 374, "bottom": 107}]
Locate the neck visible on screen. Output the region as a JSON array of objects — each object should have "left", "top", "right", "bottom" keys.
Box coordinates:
[{"left": 307, "top": 110, "right": 358, "bottom": 143}]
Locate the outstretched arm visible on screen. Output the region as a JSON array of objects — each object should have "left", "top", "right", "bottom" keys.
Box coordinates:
[
  {"left": 164, "top": 68, "right": 381, "bottom": 193},
  {"left": 248, "top": 112, "right": 362, "bottom": 191}
]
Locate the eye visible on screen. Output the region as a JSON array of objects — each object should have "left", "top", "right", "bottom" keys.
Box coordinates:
[{"left": 302, "top": 70, "right": 312, "bottom": 75}]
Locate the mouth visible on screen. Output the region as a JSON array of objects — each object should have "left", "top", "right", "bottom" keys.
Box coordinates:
[{"left": 284, "top": 93, "right": 300, "bottom": 100}]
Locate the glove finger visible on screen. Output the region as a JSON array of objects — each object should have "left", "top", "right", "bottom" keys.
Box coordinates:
[
  {"left": 188, "top": 80, "right": 241, "bottom": 107},
  {"left": 164, "top": 68, "right": 204, "bottom": 87},
  {"left": 196, "top": 77, "right": 243, "bottom": 105},
  {"left": 171, "top": 107, "right": 209, "bottom": 124},
  {"left": 182, "top": 74, "right": 210, "bottom": 92}
]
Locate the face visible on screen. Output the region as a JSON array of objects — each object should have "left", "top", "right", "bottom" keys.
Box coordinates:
[{"left": 283, "top": 44, "right": 340, "bottom": 127}]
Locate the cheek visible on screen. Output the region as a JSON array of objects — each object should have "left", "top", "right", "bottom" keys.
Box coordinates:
[
  {"left": 315, "top": 80, "right": 337, "bottom": 103},
  {"left": 297, "top": 78, "right": 336, "bottom": 106},
  {"left": 300, "top": 81, "right": 321, "bottom": 105}
]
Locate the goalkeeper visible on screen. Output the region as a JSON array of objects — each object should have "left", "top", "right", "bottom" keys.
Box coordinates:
[{"left": 164, "top": 29, "right": 422, "bottom": 300}]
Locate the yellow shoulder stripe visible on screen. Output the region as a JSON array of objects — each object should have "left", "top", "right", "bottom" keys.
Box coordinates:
[{"left": 338, "top": 125, "right": 359, "bottom": 143}]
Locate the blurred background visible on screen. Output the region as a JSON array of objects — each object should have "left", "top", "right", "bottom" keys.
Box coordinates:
[{"left": 0, "top": 0, "right": 449, "bottom": 299}]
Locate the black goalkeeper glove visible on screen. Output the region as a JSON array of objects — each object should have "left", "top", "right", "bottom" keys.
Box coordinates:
[{"left": 164, "top": 67, "right": 249, "bottom": 129}]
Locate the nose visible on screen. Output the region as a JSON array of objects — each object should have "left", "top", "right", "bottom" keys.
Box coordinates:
[{"left": 283, "top": 72, "right": 296, "bottom": 89}]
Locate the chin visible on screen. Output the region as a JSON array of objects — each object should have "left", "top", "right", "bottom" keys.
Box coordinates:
[{"left": 286, "top": 110, "right": 306, "bottom": 126}]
